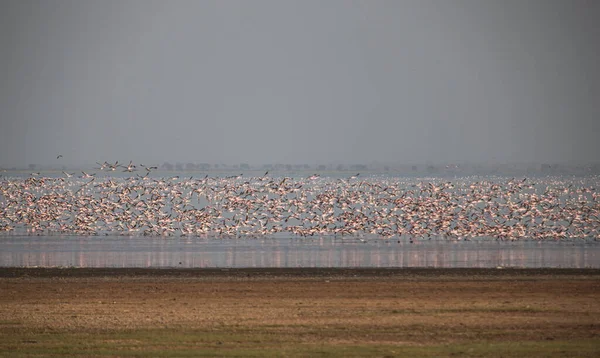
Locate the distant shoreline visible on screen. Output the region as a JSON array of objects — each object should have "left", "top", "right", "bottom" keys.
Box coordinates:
[{"left": 3, "top": 165, "right": 600, "bottom": 177}]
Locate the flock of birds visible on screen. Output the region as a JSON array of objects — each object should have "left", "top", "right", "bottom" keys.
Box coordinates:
[{"left": 1, "top": 161, "right": 599, "bottom": 241}]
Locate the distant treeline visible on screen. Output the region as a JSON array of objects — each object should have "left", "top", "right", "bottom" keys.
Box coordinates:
[{"left": 7, "top": 162, "right": 600, "bottom": 176}]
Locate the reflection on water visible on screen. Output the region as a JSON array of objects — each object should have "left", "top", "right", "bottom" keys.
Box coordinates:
[{"left": 1, "top": 236, "right": 598, "bottom": 268}]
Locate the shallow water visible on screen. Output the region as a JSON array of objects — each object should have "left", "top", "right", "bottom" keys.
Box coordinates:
[{"left": 0, "top": 236, "right": 598, "bottom": 268}]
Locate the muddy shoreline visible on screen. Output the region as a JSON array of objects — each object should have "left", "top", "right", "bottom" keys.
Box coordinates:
[
  {"left": 2, "top": 266, "right": 599, "bottom": 279},
  {"left": 2, "top": 266, "right": 599, "bottom": 356}
]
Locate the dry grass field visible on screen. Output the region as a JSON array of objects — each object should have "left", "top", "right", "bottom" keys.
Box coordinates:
[{"left": 1, "top": 268, "right": 599, "bottom": 357}]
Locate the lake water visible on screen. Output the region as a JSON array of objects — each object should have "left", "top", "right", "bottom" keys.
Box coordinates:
[
  {"left": 2, "top": 173, "right": 599, "bottom": 268},
  {"left": 1, "top": 236, "right": 598, "bottom": 268}
]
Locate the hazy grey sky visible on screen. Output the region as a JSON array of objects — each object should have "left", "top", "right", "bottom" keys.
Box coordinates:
[{"left": 1, "top": 0, "right": 598, "bottom": 167}]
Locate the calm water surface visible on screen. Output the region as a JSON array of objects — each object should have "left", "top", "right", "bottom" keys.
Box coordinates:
[{"left": 1, "top": 236, "right": 598, "bottom": 268}]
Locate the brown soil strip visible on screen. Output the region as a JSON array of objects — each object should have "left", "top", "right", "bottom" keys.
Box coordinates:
[
  {"left": 1, "top": 268, "right": 599, "bottom": 349},
  {"left": 2, "top": 267, "right": 599, "bottom": 279}
]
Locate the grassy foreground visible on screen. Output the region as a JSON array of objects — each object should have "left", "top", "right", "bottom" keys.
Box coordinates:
[{"left": 1, "top": 268, "right": 599, "bottom": 357}]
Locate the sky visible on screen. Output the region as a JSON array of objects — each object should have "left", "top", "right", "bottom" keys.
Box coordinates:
[{"left": 0, "top": 0, "right": 598, "bottom": 168}]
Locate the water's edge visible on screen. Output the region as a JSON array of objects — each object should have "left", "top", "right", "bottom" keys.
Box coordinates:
[
  {"left": 1, "top": 236, "right": 598, "bottom": 268},
  {"left": 1, "top": 266, "right": 599, "bottom": 279}
]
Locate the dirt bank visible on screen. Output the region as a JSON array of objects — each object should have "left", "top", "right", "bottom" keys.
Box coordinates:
[{"left": 1, "top": 268, "right": 599, "bottom": 356}]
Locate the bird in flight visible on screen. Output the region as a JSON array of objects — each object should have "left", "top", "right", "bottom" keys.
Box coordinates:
[
  {"left": 56, "top": 155, "right": 63, "bottom": 159},
  {"left": 140, "top": 164, "right": 158, "bottom": 173},
  {"left": 122, "top": 161, "right": 137, "bottom": 172}
]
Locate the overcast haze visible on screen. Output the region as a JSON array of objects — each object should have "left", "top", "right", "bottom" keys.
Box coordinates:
[{"left": 1, "top": 0, "right": 598, "bottom": 168}]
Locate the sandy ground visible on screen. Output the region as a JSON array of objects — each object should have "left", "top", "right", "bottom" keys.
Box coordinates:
[{"left": 1, "top": 268, "right": 599, "bottom": 351}]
